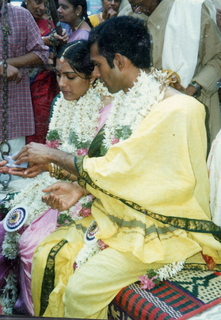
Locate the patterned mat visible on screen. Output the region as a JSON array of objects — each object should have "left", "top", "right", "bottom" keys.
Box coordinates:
[{"left": 108, "top": 270, "right": 221, "bottom": 320}]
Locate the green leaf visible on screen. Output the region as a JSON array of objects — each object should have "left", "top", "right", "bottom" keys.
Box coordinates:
[
  {"left": 100, "top": 145, "right": 108, "bottom": 156},
  {"left": 68, "top": 131, "right": 80, "bottom": 148},
  {"left": 84, "top": 201, "right": 93, "bottom": 208},
  {"left": 57, "top": 213, "right": 73, "bottom": 225},
  {"left": 147, "top": 269, "right": 157, "bottom": 278},
  {"left": 115, "top": 125, "right": 132, "bottom": 140},
  {"left": 46, "top": 129, "right": 60, "bottom": 141}
]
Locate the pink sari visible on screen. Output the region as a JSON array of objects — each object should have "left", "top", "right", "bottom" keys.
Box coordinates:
[{"left": 14, "top": 209, "right": 59, "bottom": 315}]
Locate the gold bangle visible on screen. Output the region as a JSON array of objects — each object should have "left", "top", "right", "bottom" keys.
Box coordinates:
[
  {"left": 49, "top": 163, "right": 59, "bottom": 178},
  {"left": 57, "top": 167, "right": 64, "bottom": 179},
  {"left": 63, "top": 172, "right": 72, "bottom": 180},
  {"left": 49, "top": 163, "right": 56, "bottom": 177},
  {"left": 49, "top": 163, "right": 68, "bottom": 180}
]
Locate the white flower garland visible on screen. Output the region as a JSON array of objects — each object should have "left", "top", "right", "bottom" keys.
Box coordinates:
[
  {"left": 75, "top": 242, "right": 100, "bottom": 269},
  {"left": 157, "top": 260, "right": 185, "bottom": 281},
  {"left": 2, "top": 80, "right": 110, "bottom": 260},
  {"left": 102, "top": 69, "right": 168, "bottom": 151},
  {"left": 49, "top": 80, "right": 109, "bottom": 155},
  {"left": 0, "top": 270, "right": 18, "bottom": 315},
  {"left": 2, "top": 232, "right": 21, "bottom": 260},
  {"left": 139, "top": 261, "right": 186, "bottom": 290}
]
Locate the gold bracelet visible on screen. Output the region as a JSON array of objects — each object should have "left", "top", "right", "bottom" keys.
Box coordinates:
[
  {"left": 63, "top": 172, "right": 72, "bottom": 180},
  {"left": 49, "top": 163, "right": 60, "bottom": 179},
  {"left": 57, "top": 167, "right": 64, "bottom": 180},
  {"left": 49, "top": 163, "right": 71, "bottom": 180},
  {"left": 49, "top": 163, "right": 56, "bottom": 177}
]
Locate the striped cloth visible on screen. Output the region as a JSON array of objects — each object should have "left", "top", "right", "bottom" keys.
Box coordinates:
[{"left": 109, "top": 270, "right": 221, "bottom": 320}]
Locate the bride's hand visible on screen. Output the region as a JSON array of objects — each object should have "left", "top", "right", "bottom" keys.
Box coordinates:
[{"left": 42, "top": 181, "right": 87, "bottom": 211}]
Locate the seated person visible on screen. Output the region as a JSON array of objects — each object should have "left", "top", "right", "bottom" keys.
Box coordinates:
[
  {"left": 14, "top": 16, "right": 221, "bottom": 319},
  {"left": 0, "top": 40, "right": 110, "bottom": 316}
]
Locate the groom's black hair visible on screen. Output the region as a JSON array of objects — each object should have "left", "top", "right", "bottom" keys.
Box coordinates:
[{"left": 88, "top": 16, "right": 151, "bottom": 69}]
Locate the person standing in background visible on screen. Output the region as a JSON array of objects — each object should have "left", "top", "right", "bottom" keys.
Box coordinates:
[
  {"left": 89, "top": 0, "right": 122, "bottom": 27},
  {"left": 22, "top": 0, "right": 62, "bottom": 144},
  {"left": 57, "top": 0, "right": 92, "bottom": 42},
  {"left": 213, "top": 0, "right": 221, "bottom": 104},
  {"left": 118, "top": 0, "right": 221, "bottom": 147},
  {"left": 0, "top": 0, "right": 49, "bottom": 179}
]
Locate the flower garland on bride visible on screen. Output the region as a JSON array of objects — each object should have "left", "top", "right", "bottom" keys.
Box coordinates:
[
  {"left": 0, "top": 80, "right": 110, "bottom": 314},
  {"left": 2, "top": 79, "right": 109, "bottom": 259}
]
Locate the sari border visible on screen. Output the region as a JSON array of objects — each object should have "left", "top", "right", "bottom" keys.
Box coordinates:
[
  {"left": 75, "top": 159, "right": 221, "bottom": 238},
  {"left": 39, "top": 239, "right": 68, "bottom": 316}
]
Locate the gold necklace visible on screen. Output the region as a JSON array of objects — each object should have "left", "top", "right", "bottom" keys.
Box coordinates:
[{"left": 75, "top": 19, "right": 84, "bottom": 30}]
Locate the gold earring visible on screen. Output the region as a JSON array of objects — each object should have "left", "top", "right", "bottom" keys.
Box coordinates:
[{"left": 89, "top": 81, "right": 93, "bottom": 88}]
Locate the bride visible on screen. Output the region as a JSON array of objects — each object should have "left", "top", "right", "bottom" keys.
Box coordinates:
[{"left": 0, "top": 39, "right": 112, "bottom": 315}]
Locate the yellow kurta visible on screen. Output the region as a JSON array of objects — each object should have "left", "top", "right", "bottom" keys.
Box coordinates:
[
  {"left": 79, "top": 94, "right": 221, "bottom": 265},
  {"left": 32, "top": 94, "right": 221, "bottom": 319}
]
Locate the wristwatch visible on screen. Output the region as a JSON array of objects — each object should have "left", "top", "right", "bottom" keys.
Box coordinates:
[{"left": 189, "top": 81, "right": 202, "bottom": 98}]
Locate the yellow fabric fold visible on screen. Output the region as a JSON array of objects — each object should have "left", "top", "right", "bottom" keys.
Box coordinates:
[
  {"left": 82, "top": 94, "right": 221, "bottom": 264},
  {"left": 31, "top": 217, "right": 94, "bottom": 317}
]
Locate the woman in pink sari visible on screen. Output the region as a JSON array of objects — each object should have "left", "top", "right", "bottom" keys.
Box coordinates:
[
  {"left": 0, "top": 40, "right": 111, "bottom": 316},
  {"left": 57, "top": 0, "right": 93, "bottom": 42}
]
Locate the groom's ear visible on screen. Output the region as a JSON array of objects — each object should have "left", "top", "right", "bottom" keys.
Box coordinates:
[{"left": 113, "top": 53, "right": 127, "bottom": 71}]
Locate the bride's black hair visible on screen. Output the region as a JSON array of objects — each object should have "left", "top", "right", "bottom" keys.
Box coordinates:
[{"left": 56, "top": 40, "right": 94, "bottom": 78}]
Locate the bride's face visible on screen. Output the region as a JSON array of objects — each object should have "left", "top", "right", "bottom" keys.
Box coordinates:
[{"left": 55, "top": 59, "right": 90, "bottom": 101}]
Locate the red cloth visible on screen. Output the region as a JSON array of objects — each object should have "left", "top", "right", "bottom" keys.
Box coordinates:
[
  {"left": 26, "top": 70, "right": 59, "bottom": 144},
  {"left": 26, "top": 18, "right": 59, "bottom": 144}
]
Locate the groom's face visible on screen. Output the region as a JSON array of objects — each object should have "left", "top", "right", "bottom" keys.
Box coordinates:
[{"left": 90, "top": 43, "right": 124, "bottom": 94}]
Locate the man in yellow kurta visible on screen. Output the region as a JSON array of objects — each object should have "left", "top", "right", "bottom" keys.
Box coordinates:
[{"left": 15, "top": 16, "right": 221, "bottom": 319}]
